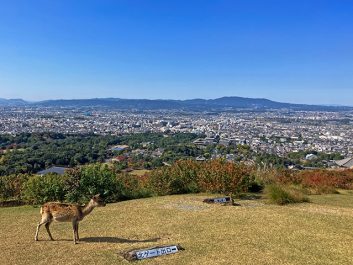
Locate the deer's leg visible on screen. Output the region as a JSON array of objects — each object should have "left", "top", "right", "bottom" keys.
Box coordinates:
[
  {"left": 75, "top": 223, "right": 80, "bottom": 241},
  {"left": 35, "top": 216, "right": 50, "bottom": 241},
  {"left": 45, "top": 221, "right": 54, "bottom": 241},
  {"left": 35, "top": 222, "right": 43, "bottom": 241},
  {"left": 72, "top": 221, "right": 77, "bottom": 244}
]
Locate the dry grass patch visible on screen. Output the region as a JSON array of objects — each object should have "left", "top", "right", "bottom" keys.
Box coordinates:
[{"left": 1, "top": 193, "right": 353, "bottom": 265}]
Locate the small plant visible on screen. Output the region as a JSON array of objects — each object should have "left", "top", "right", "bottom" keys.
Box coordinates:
[{"left": 265, "top": 184, "right": 309, "bottom": 205}]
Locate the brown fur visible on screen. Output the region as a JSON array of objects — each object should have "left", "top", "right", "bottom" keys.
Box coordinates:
[{"left": 34, "top": 194, "right": 106, "bottom": 244}]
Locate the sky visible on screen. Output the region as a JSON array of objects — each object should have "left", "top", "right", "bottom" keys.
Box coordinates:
[{"left": 0, "top": 0, "right": 352, "bottom": 105}]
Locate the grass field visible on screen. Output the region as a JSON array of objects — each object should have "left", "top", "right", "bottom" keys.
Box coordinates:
[{"left": 1, "top": 192, "right": 353, "bottom": 265}]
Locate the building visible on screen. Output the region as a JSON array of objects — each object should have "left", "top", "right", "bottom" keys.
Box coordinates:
[
  {"left": 305, "top": 154, "right": 318, "bottom": 160},
  {"left": 37, "top": 166, "right": 67, "bottom": 176},
  {"left": 335, "top": 157, "right": 353, "bottom": 168},
  {"left": 111, "top": 145, "right": 129, "bottom": 151}
]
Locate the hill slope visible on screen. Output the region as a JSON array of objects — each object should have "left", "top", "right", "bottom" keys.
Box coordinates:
[
  {"left": 0, "top": 98, "right": 27, "bottom": 106},
  {"left": 1, "top": 193, "right": 353, "bottom": 265}
]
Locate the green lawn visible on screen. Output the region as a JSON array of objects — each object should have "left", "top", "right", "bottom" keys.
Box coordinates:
[{"left": 1, "top": 193, "right": 353, "bottom": 265}]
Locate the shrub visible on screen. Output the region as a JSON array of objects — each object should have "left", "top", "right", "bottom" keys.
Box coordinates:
[
  {"left": 257, "top": 168, "right": 353, "bottom": 195},
  {"left": 265, "top": 184, "right": 309, "bottom": 205},
  {"left": 149, "top": 159, "right": 254, "bottom": 195},
  {"left": 149, "top": 160, "right": 201, "bottom": 195},
  {"left": 64, "top": 164, "right": 121, "bottom": 203},
  {"left": 23, "top": 173, "right": 66, "bottom": 204},
  {"left": 275, "top": 169, "right": 303, "bottom": 185},
  {"left": 256, "top": 168, "right": 302, "bottom": 186},
  {"left": 247, "top": 179, "right": 264, "bottom": 193},
  {"left": 198, "top": 160, "right": 254, "bottom": 194},
  {"left": 298, "top": 169, "right": 353, "bottom": 194},
  {"left": 254, "top": 168, "right": 277, "bottom": 185},
  {"left": 0, "top": 174, "right": 29, "bottom": 201},
  {"left": 169, "top": 160, "right": 200, "bottom": 194},
  {"left": 116, "top": 173, "right": 153, "bottom": 200},
  {"left": 64, "top": 164, "right": 153, "bottom": 203},
  {"left": 148, "top": 166, "right": 173, "bottom": 195}
]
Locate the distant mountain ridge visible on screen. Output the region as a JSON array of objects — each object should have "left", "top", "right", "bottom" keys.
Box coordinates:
[
  {"left": 0, "top": 98, "right": 27, "bottom": 106},
  {"left": 0, "top": 96, "right": 352, "bottom": 111}
]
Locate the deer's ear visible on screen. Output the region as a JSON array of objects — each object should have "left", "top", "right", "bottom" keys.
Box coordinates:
[{"left": 92, "top": 194, "right": 100, "bottom": 200}]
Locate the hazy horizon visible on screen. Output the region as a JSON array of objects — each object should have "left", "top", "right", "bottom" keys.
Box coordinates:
[
  {"left": 0, "top": 95, "right": 352, "bottom": 107},
  {"left": 1, "top": 1, "right": 352, "bottom": 105}
]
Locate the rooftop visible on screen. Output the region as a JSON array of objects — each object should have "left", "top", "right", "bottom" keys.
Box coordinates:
[{"left": 37, "top": 166, "right": 67, "bottom": 176}]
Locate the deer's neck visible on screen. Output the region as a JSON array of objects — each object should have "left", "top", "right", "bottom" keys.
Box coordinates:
[{"left": 81, "top": 201, "right": 95, "bottom": 218}]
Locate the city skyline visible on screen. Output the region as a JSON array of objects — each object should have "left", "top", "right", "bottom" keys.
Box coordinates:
[{"left": 1, "top": 1, "right": 353, "bottom": 104}]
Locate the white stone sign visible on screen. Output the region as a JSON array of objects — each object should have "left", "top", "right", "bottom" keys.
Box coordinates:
[
  {"left": 135, "top": 245, "right": 179, "bottom": 260},
  {"left": 203, "top": 196, "right": 233, "bottom": 205},
  {"left": 213, "top": 197, "right": 228, "bottom": 203}
]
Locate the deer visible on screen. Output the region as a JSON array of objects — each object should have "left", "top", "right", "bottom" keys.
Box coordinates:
[{"left": 34, "top": 194, "right": 106, "bottom": 244}]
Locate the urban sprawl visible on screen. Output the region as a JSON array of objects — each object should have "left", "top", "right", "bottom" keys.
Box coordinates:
[{"left": 1, "top": 106, "right": 352, "bottom": 159}]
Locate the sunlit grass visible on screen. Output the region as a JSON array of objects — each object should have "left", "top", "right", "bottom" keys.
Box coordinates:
[{"left": 1, "top": 193, "right": 353, "bottom": 265}]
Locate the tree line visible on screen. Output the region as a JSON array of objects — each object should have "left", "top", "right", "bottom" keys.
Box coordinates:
[{"left": 0, "top": 132, "right": 199, "bottom": 176}]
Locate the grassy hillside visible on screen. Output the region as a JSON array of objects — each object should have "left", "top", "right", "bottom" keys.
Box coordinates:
[{"left": 1, "top": 193, "right": 353, "bottom": 265}]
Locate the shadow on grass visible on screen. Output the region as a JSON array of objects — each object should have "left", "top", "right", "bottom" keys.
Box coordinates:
[{"left": 80, "top": 237, "right": 161, "bottom": 243}]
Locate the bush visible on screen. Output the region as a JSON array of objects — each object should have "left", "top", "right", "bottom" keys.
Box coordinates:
[
  {"left": 198, "top": 160, "right": 253, "bottom": 194},
  {"left": 0, "top": 174, "right": 29, "bottom": 201},
  {"left": 265, "top": 184, "right": 309, "bottom": 205},
  {"left": 149, "top": 159, "right": 254, "bottom": 195},
  {"left": 247, "top": 180, "right": 264, "bottom": 193},
  {"left": 256, "top": 168, "right": 302, "bottom": 186},
  {"left": 257, "top": 168, "right": 353, "bottom": 195},
  {"left": 148, "top": 166, "right": 173, "bottom": 196},
  {"left": 116, "top": 173, "right": 153, "bottom": 200},
  {"left": 299, "top": 170, "right": 353, "bottom": 193},
  {"left": 275, "top": 169, "right": 303, "bottom": 185},
  {"left": 64, "top": 164, "right": 153, "bottom": 203},
  {"left": 149, "top": 160, "right": 201, "bottom": 195},
  {"left": 169, "top": 160, "right": 200, "bottom": 194},
  {"left": 23, "top": 173, "right": 66, "bottom": 204},
  {"left": 64, "top": 164, "right": 121, "bottom": 203}
]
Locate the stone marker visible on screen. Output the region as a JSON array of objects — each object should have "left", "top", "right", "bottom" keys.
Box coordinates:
[
  {"left": 123, "top": 245, "right": 184, "bottom": 261},
  {"left": 203, "top": 196, "right": 234, "bottom": 205}
]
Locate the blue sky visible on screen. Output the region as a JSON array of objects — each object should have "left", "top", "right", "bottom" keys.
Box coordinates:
[{"left": 0, "top": 0, "right": 352, "bottom": 104}]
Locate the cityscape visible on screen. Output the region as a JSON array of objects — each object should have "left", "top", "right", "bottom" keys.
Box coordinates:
[{"left": 1, "top": 104, "right": 352, "bottom": 158}]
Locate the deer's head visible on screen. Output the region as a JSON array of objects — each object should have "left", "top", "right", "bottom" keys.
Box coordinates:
[{"left": 91, "top": 194, "right": 106, "bottom": 207}]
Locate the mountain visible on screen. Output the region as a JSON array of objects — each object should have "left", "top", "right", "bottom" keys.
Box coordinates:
[
  {"left": 34, "top": 97, "right": 353, "bottom": 111},
  {"left": 0, "top": 98, "right": 27, "bottom": 106},
  {"left": 36, "top": 98, "right": 183, "bottom": 109},
  {"left": 0, "top": 96, "right": 351, "bottom": 111}
]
